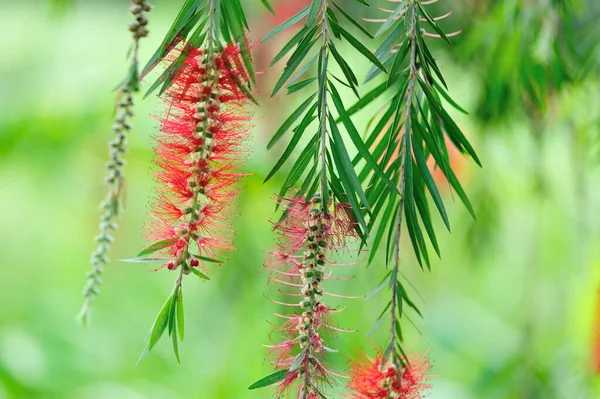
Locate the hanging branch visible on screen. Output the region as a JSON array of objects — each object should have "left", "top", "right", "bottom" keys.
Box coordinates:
[
  {"left": 346, "top": 0, "right": 479, "bottom": 396},
  {"left": 78, "top": 0, "right": 152, "bottom": 326},
  {"left": 129, "top": 0, "right": 256, "bottom": 363},
  {"left": 249, "top": 0, "right": 397, "bottom": 397}
]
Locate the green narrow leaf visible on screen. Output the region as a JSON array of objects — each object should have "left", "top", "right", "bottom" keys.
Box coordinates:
[
  {"left": 121, "top": 257, "right": 171, "bottom": 263},
  {"left": 344, "top": 81, "right": 387, "bottom": 117},
  {"left": 271, "top": 26, "right": 310, "bottom": 66},
  {"left": 412, "top": 115, "right": 475, "bottom": 218},
  {"left": 176, "top": 291, "right": 184, "bottom": 341},
  {"left": 261, "top": 0, "right": 275, "bottom": 14},
  {"left": 286, "top": 55, "right": 318, "bottom": 88},
  {"left": 312, "top": 385, "right": 328, "bottom": 399},
  {"left": 189, "top": 253, "right": 223, "bottom": 263},
  {"left": 370, "top": 196, "right": 397, "bottom": 262},
  {"left": 140, "top": 0, "right": 203, "bottom": 76},
  {"left": 418, "top": 77, "right": 480, "bottom": 165},
  {"left": 167, "top": 285, "right": 178, "bottom": 335},
  {"left": 248, "top": 370, "right": 289, "bottom": 390},
  {"left": 290, "top": 351, "right": 306, "bottom": 371},
  {"left": 413, "top": 176, "right": 441, "bottom": 256},
  {"left": 416, "top": 2, "right": 451, "bottom": 44},
  {"left": 329, "top": 83, "right": 398, "bottom": 196},
  {"left": 262, "top": 6, "right": 310, "bottom": 43},
  {"left": 377, "top": 300, "right": 392, "bottom": 321},
  {"left": 328, "top": 114, "right": 370, "bottom": 211},
  {"left": 411, "top": 133, "right": 450, "bottom": 230},
  {"left": 265, "top": 106, "right": 318, "bottom": 182},
  {"left": 400, "top": 284, "right": 423, "bottom": 317},
  {"left": 328, "top": 161, "right": 367, "bottom": 241},
  {"left": 191, "top": 267, "right": 211, "bottom": 280},
  {"left": 137, "top": 239, "right": 178, "bottom": 257},
  {"left": 332, "top": 21, "right": 387, "bottom": 73},
  {"left": 171, "top": 321, "right": 180, "bottom": 363},
  {"left": 287, "top": 77, "right": 317, "bottom": 94},
  {"left": 366, "top": 272, "right": 391, "bottom": 301},
  {"left": 148, "top": 294, "right": 173, "bottom": 350},
  {"left": 367, "top": 314, "right": 388, "bottom": 336},
  {"left": 306, "top": 0, "right": 321, "bottom": 26},
  {"left": 385, "top": 201, "right": 400, "bottom": 266},
  {"left": 329, "top": 43, "right": 358, "bottom": 91},
  {"left": 331, "top": 1, "right": 373, "bottom": 38},
  {"left": 394, "top": 317, "right": 403, "bottom": 342},
  {"left": 432, "top": 79, "right": 468, "bottom": 114},
  {"left": 272, "top": 37, "right": 318, "bottom": 96},
  {"left": 375, "top": 2, "right": 407, "bottom": 37},
  {"left": 405, "top": 191, "right": 430, "bottom": 268},
  {"left": 277, "top": 139, "right": 318, "bottom": 201},
  {"left": 267, "top": 94, "right": 316, "bottom": 149},
  {"left": 395, "top": 281, "right": 404, "bottom": 318}
]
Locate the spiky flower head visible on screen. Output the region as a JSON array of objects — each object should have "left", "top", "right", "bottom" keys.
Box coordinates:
[
  {"left": 264, "top": 195, "right": 358, "bottom": 398},
  {"left": 347, "top": 353, "right": 430, "bottom": 399},
  {"left": 144, "top": 42, "right": 252, "bottom": 273}
]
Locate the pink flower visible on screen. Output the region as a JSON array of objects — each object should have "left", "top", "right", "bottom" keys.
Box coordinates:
[{"left": 265, "top": 195, "right": 358, "bottom": 397}]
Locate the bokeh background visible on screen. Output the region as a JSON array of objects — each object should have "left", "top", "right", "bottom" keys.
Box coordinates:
[{"left": 1, "top": 0, "right": 600, "bottom": 398}]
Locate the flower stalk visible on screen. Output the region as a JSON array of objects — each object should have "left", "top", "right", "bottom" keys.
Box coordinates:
[
  {"left": 265, "top": 195, "right": 357, "bottom": 398},
  {"left": 78, "top": 0, "right": 152, "bottom": 325}
]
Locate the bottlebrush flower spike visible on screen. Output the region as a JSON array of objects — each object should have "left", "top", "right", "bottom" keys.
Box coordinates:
[
  {"left": 144, "top": 43, "right": 252, "bottom": 270},
  {"left": 347, "top": 353, "right": 431, "bottom": 399},
  {"left": 258, "top": 194, "right": 359, "bottom": 398},
  {"left": 135, "top": 42, "right": 253, "bottom": 362}
]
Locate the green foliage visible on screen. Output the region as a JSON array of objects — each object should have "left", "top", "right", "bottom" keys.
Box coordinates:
[
  {"left": 343, "top": 0, "right": 480, "bottom": 365},
  {"left": 138, "top": 282, "right": 185, "bottom": 364},
  {"left": 141, "top": 0, "right": 255, "bottom": 98},
  {"left": 263, "top": 0, "right": 392, "bottom": 240},
  {"left": 460, "top": 0, "right": 599, "bottom": 122}
]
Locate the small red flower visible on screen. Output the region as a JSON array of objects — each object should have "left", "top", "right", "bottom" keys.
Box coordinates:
[
  {"left": 144, "top": 42, "right": 252, "bottom": 271},
  {"left": 347, "top": 353, "right": 430, "bottom": 399}
]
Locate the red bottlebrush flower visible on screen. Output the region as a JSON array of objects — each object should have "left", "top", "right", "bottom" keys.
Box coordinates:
[
  {"left": 144, "top": 43, "right": 252, "bottom": 272},
  {"left": 264, "top": 195, "right": 359, "bottom": 398},
  {"left": 347, "top": 354, "right": 431, "bottom": 399}
]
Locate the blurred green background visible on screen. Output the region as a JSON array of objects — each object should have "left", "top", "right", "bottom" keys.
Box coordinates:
[{"left": 1, "top": 0, "right": 600, "bottom": 398}]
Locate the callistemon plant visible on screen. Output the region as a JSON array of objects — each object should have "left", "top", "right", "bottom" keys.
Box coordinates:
[
  {"left": 262, "top": 195, "right": 358, "bottom": 398},
  {"left": 79, "top": 0, "right": 481, "bottom": 392}
]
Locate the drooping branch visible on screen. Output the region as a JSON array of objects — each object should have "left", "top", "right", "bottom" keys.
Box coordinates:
[
  {"left": 78, "top": 0, "right": 152, "bottom": 326},
  {"left": 124, "top": 0, "right": 257, "bottom": 362},
  {"left": 346, "top": 0, "right": 479, "bottom": 396}
]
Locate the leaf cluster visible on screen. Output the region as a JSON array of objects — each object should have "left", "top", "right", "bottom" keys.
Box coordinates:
[
  {"left": 460, "top": 0, "right": 598, "bottom": 122},
  {"left": 345, "top": 0, "right": 479, "bottom": 270},
  {"left": 140, "top": 0, "right": 255, "bottom": 98},
  {"left": 263, "top": 0, "right": 397, "bottom": 239}
]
